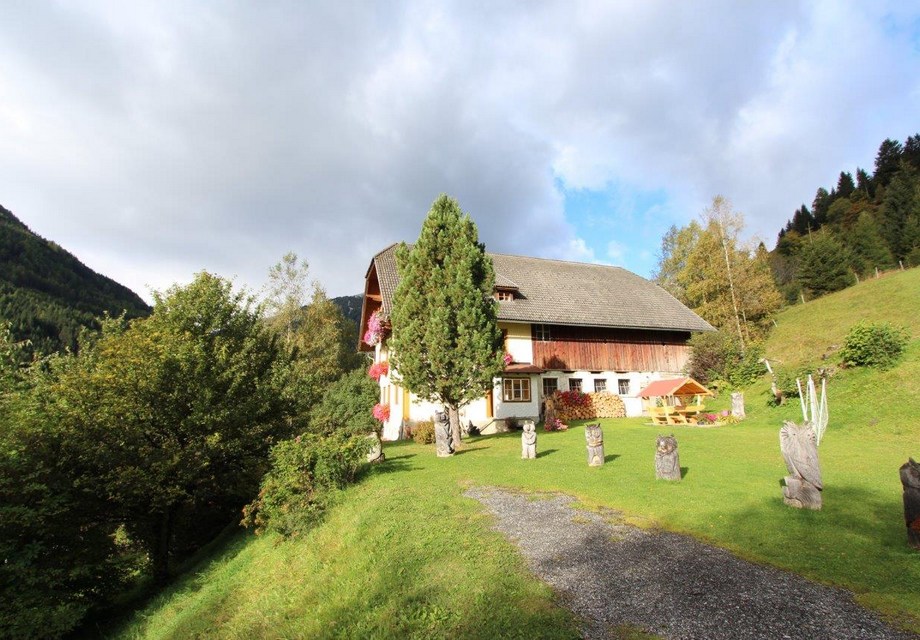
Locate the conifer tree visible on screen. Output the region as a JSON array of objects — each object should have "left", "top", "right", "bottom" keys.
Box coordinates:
[
  {"left": 389, "top": 195, "right": 504, "bottom": 447},
  {"left": 846, "top": 212, "right": 895, "bottom": 275},
  {"left": 880, "top": 168, "right": 920, "bottom": 260},
  {"left": 796, "top": 232, "right": 854, "bottom": 297},
  {"left": 836, "top": 172, "right": 856, "bottom": 199}
]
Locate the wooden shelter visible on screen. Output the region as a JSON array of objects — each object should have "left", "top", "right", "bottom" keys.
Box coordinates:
[{"left": 637, "top": 377, "right": 714, "bottom": 425}]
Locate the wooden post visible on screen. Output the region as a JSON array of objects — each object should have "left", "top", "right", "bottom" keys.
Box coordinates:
[
  {"left": 800, "top": 293, "right": 806, "bottom": 304},
  {"left": 900, "top": 260, "right": 905, "bottom": 271},
  {"left": 901, "top": 459, "right": 920, "bottom": 550},
  {"left": 875, "top": 267, "right": 880, "bottom": 279}
]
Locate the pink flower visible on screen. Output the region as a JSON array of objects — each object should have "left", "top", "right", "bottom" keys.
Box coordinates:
[
  {"left": 503, "top": 352, "right": 513, "bottom": 365},
  {"left": 368, "top": 361, "right": 389, "bottom": 381},
  {"left": 363, "top": 311, "right": 385, "bottom": 346},
  {"left": 372, "top": 403, "right": 390, "bottom": 422}
]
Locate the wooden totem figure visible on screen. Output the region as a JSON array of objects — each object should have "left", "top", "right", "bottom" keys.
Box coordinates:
[
  {"left": 901, "top": 458, "right": 920, "bottom": 550},
  {"left": 521, "top": 420, "right": 537, "bottom": 459},
  {"left": 434, "top": 410, "right": 454, "bottom": 457},
  {"left": 779, "top": 421, "right": 822, "bottom": 510},
  {"left": 365, "top": 432, "right": 385, "bottom": 464},
  {"left": 655, "top": 435, "right": 681, "bottom": 480},
  {"left": 585, "top": 423, "right": 604, "bottom": 467}
]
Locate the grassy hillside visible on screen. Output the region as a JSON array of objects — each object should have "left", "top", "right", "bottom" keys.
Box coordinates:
[
  {"left": 111, "top": 272, "right": 920, "bottom": 638},
  {"left": 766, "top": 267, "right": 920, "bottom": 367},
  {"left": 0, "top": 204, "right": 150, "bottom": 353}
]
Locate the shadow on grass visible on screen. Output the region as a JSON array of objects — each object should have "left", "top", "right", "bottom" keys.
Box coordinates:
[
  {"left": 537, "top": 448, "right": 558, "bottom": 459},
  {"left": 680, "top": 466, "right": 690, "bottom": 479},
  {"left": 364, "top": 455, "right": 420, "bottom": 476},
  {"left": 715, "top": 481, "right": 920, "bottom": 631},
  {"left": 453, "top": 446, "right": 487, "bottom": 456},
  {"left": 604, "top": 454, "right": 621, "bottom": 464}
]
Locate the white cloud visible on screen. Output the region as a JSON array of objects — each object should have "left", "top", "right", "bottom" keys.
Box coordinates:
[{"left": 0, "top": 1, "right": 917, "bottom": 301}]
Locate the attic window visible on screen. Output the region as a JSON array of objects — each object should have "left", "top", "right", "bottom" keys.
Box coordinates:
[{"left": 495, "top": 290, "right": 515, "bottom": 301}]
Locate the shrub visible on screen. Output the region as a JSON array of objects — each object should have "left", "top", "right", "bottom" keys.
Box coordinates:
[
  {"left": 310, "top": 368, "right": 379, "bottom": 436},
  {"left": 839, "top": 321, "right": 910, "bottom": 369},
  {"left": 772, "top": 365, "right": 815, "bottom": 403},
  {"left": 687, "top": 330, "right": 764, "bottom": 388},
  {"left": 412, "top": 420, "right": 435, "bottom": 444},
  {"left": 242, "top": 432, "right": 369, "bottom": 537}
]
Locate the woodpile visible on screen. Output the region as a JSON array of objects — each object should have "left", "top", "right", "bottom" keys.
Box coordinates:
[{"left": 552, "top": 391, "right": 626, "bottom": 421}]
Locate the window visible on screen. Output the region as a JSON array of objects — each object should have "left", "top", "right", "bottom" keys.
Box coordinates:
[
  {"left": 568, "top": 378, "right": 582, "bottom": 393},
  {"left": 542, "top": 377, "right": 558, "bottom": 397},
  {"left": 594, "top": 379, "right": 607, "bottom": 393},
  {"left": 618, "top": 379, "right": 630, "bottom": 395},
  {"left": 534, "top": 324, "right": 551, "bottom": 341},
  {"left": 503, "top": 377, "right": 531, "bottom": 402},
  {"left": 495, "top": 290, "right": 514, "bottom": 301}
]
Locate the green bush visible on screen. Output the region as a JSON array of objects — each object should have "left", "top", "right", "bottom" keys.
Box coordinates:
[
  {"left": 412, "top": 420, "right": 435, "bottom": 444},
  {"left": 310, "top": 368, "right": 379, "bottom": 436},
  {"left": 242, "top": 432, "right": 370, "bottom": 537},
  {"left": 686, "top": 330, "right": 764, "bottom": 388},
  {"left": 839, "top": 321, "right": 910, "bottom": 369}
]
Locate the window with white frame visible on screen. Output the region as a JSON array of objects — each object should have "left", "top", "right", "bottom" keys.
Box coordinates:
[
  {"left": 502, "top": 377, "right": 531, "bottom": 402},
  {"left": 568, "top": 378, "right": 583, "bottom": 392},
  {"left": 594, "top": 379, "right": 607, "bottom": 393},
  {"left": 618, "top": 378, "right": 630, "bottom": 395}
]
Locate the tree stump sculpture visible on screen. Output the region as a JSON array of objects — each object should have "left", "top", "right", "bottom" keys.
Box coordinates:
[
  {"left": 543, "top": 396, "right": 556, "bottom": 429},
  {"left": 365, "top": 432, "right": 385, "bottom": 464},
  {"left": 655, "top": 435, "right": 681, "bottom": 480},
  {"left": 779, "top": 421, "right": 822, "bottom": 510},
  {"left": 731, "top": 392, "right": 745, "bottom": 419},
  {"left": 585, "top": 423, "right": 604, "bottom": 467},
  {"left": 901, "top": 458, "right": 920, "bottom": 550},
  {"left": 521, "top": 420, "right": 537, "bottom": 459},
  {"left": 434, "top": 410, "right": 454, "bottom": 457}
]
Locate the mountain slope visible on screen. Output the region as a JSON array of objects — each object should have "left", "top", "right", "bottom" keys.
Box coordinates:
[
  {"left": 0, "top": 204, "right": 150, "bottom": 353},
  {"left": 331, "top": 294, "right": 362, "bottom": 329}
]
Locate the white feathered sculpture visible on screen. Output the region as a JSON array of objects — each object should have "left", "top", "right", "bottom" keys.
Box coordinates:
[{"left": 780, "top": 421, "right": 823, "bottom": 510}]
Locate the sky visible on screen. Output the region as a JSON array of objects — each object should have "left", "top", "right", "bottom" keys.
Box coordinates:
[{"left": 2, "top": 1, "right": 919, "bottom": 303}]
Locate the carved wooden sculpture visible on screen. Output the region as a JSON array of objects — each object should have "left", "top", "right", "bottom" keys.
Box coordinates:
[
  {"left": 543, "top": 396, "right": 556, "bottom": 430},
  {"left": 365, "top": 432, "right": 385, "bottom": 464},
  {"left": 901, "top": 458, "right": 920, "bottom": 550},
  {"left": 521, "top": 420, "right": 537, "bottom": 459},
  {"left": 779, "top": 421, "right": 822, "bottom": 510},
  {"left": 434, "top": 410, "right": 454, "bottom": 457},
  {"left": 655, "top": 435, "right": 681, "bottom": 480},
  {"left": 731, "top": 392, "right": 745, "bottom": 419},
  {"left": 585, "top": 423, "right": 604, "bottom": 467}
]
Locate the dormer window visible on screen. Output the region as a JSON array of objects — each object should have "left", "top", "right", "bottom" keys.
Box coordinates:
[{"left": 495, "top": 290, "right": 515, "bottom": 301}]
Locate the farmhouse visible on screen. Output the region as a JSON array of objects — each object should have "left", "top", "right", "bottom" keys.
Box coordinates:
[{"left": 360, "top": 243, "right": 713, "bottom": 440}]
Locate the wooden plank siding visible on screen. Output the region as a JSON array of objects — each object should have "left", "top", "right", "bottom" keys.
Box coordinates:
[{"left": 531, "top": 325, "right": 692, "bottom": 372}]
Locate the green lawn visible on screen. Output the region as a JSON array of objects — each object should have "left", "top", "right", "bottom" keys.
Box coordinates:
[{"left": 113, "top": 270, "right": 920, "bottom": 638}]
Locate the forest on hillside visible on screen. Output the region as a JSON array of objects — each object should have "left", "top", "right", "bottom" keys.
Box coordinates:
[
  {"left": 0, "top": 204, "right": 151, "bottom": 354},
  {"left": 772, "top": 133, "right": 920, "bottom": 302}
]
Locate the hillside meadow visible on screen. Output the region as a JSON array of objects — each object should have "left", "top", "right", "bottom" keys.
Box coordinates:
[{"left": 110, "top": 270, "right": 920, "bottom": 638}]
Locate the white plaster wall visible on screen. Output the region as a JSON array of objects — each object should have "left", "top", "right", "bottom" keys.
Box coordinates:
[
  {"left": 493, "top": 376, "right": 539, "bottom": 420},
  {"left": 536, "top": 370, "right": 683, "bottom": 418},
  {"left": 499, "top": 321, "right": 533, "bottom": 363}
]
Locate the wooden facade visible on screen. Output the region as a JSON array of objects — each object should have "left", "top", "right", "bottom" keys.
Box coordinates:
[{"left": 531, "top": 325, "right": 691, "bottom": 372}]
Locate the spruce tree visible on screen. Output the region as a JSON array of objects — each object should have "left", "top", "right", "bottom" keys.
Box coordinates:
[
  {"left": 837, "top": 172, "right": 856, "bottom": 199},
  {"left": 880, "top": 168, "right": 920, "bottom": 260},
  {"left": 796, "top": 232, "right": 855, "bottom": 297},
  {"left": 389, "top": 195, "right": 504, "bottom": 448},
  {"left": 846, "top": 212, "right": 895, "bottom": 275}
]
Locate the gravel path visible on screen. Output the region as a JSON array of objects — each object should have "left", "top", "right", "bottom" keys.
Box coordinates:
[{"left": 465, "top": 487, "right": 917, "bottom": 640}]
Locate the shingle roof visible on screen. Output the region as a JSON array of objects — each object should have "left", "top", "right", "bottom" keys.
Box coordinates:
[{"left": 370, "top": 243, "right": 714, "bottom": 333}]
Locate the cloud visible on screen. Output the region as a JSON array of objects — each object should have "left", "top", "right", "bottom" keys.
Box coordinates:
[{"left": 0, "top": 1, "right": 917, "bottom": 302}]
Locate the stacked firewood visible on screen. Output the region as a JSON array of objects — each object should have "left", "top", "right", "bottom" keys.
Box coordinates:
[{"left": 551, "top": 391, "right": 626, "bottom": 421}]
